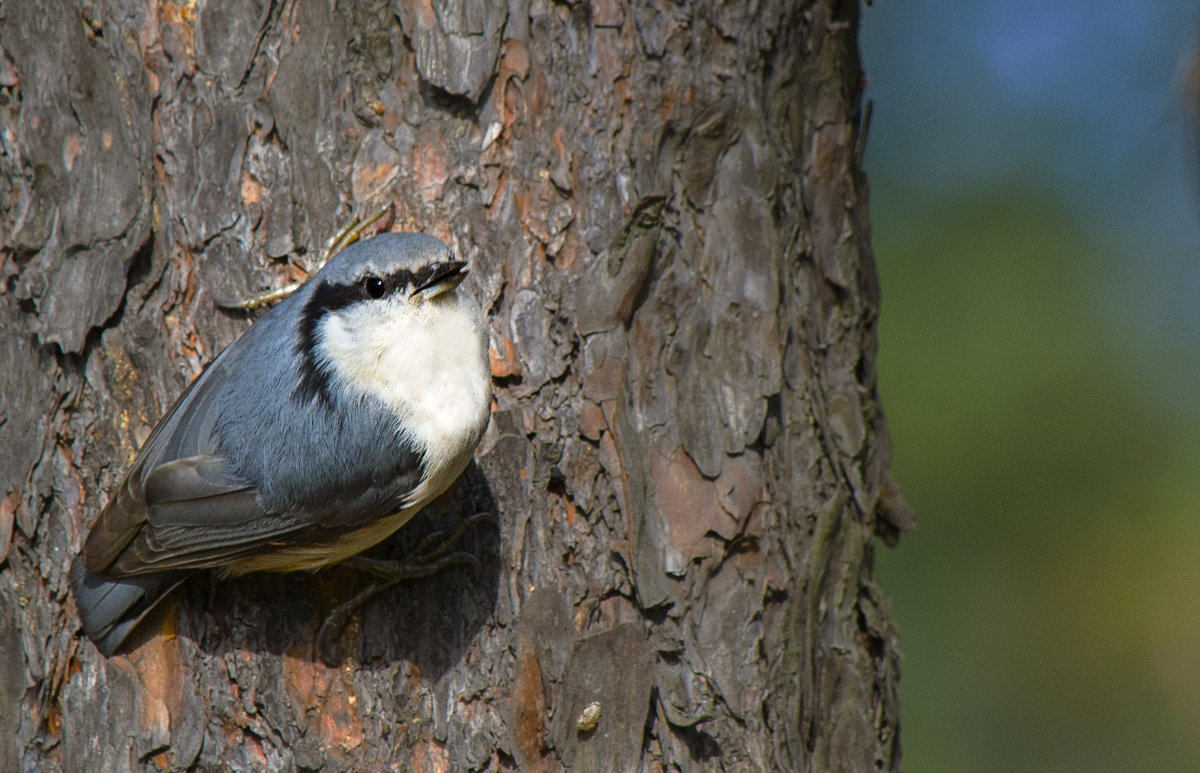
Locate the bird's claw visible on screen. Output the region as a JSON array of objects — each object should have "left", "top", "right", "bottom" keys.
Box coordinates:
[
  {"left": 217, "top": 204, "right": 392, "bottom": 310},
  {"left": 315, "top": 511, "right": 496, "bottom": 664}
]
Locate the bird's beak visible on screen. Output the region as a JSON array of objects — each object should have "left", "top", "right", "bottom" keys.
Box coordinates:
[{"left": 412, "top": 261, "right": 468, "bottom": 299}]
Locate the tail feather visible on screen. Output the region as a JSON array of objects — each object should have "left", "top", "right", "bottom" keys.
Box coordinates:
[{"left": 69, "top": 557, "right": 186, "bottom": 656}]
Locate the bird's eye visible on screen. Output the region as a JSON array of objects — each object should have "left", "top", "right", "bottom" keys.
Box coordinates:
[{"left": 363, "top": 276, "right": 385, "bottom": 299}]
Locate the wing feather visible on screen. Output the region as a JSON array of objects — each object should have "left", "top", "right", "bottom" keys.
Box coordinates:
[
  {"left": 104, "top": 454, "right": 325, "bottom": 575},
  {"left": 80, "top": 335, "right": 313, "bottom": 576}
]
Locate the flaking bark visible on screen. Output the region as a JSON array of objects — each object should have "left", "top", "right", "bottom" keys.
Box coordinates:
[{"left": 0, "top": 0, "right": 905, "bottom": 770}]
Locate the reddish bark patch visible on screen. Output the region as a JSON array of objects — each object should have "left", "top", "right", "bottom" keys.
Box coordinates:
[
  {"left": 652, "top": 441, "right": 738, "bottom": 560},
  {"left": 509, "top": 638, "right": 548, "bottom": 772}
]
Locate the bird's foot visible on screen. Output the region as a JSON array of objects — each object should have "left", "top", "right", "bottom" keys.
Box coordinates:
[
  {"left": 218, "top": 204, "right": 391, "bottom": 310},
  {"left": 315, "top": 512, "right": 496, "bottom": 664}
]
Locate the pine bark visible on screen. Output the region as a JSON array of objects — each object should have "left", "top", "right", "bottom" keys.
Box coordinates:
[{"left": 0, "top": 0, "right": 904, "bottom": 770}]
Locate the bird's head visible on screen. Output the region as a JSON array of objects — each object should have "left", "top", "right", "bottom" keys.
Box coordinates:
[{"left": 292, "top": 233, "right": 482, "bottom": 408}]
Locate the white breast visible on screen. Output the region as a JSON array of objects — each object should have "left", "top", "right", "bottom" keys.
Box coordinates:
[{"left": 317, "top": 291, "right": 492, "bottom": 509}]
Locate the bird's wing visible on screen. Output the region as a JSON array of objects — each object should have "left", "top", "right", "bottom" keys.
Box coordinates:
[
  {"left": 81, "top": 339, "right": 240, "bottom": 574},
  {"left": 105, "top": 453, "right": 402, "bottom": 575},
  {"left": 80, "top": 332, "right": 331, "bottom": 576},
  {"left": 106, "top": 454, "right": 315, "bottom": 574}
]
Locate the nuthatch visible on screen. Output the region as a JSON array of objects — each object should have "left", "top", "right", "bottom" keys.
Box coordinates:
[{"left": 70, "top": 233, "right": 492, "bottom": 656}]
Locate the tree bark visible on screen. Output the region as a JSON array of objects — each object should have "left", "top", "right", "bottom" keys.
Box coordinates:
[{"left": 0, "top": 0, "right": 905, "bottom": 770}]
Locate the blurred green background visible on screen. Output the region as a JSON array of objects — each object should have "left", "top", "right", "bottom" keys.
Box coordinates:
[{"left": 861, "top": 2, "right": 1200, "bottom": 771}]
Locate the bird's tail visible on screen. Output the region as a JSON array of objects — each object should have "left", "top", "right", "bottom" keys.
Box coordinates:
[{"left": 69, "top": 557, "right": 187, "bottom": 656}]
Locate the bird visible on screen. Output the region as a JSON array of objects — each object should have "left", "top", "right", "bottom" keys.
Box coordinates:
[{"left": 70, "top": 231, "right": 493, "bottom": 656}]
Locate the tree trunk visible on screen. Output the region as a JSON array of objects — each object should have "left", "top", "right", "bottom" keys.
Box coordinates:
[{"left": 0, "top": 0, "right": 905, "bottom": 770}]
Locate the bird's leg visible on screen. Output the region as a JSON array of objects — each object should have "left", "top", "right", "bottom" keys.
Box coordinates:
[
  {"left": 315, "top": 511, "right": 496, "bottom": 664},
  {"left": 310, "top": 204, "right": 391, "bottom": 275},
  {"left": 217, "top": 204, "right": 391, "bottom": 310}
]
